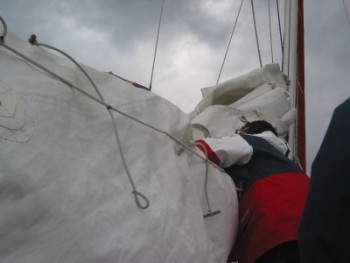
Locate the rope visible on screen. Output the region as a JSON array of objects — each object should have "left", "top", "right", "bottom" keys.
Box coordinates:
[
  {"left": 216, "top": 0, "right": 245, "bottom": 84},
  {"left": 341, "top": 0, "right": 350, "bottom": 28},
  {"left": 250, "top": 0, "right": 263, "bottom": 67},
  {"left": 28, "top": 35, "right": 105, "bottom": 101},
  {"left": 107, "top": 109, "right": 150, "bottom": 209},
  {"left": 195, "top": 141, "right": 221, "bottom": 218},
  {"left": 268, "top": 0, "right": 274, "bottom": 63},
  {"left": 26, "top": 34, "right": 150, "bottom": 209},
  {"left": 149, "top": 0, "right": 165, "bottom": 91},
  {"left": 27, "top": 36, "right": 150, "bottom": 209}
]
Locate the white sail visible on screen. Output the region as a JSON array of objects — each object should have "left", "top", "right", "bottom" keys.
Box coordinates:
[
  {"left": 0, "top": 0, "right": 302, "bottom": 258},
  {"left": 0, "top": 32, "right": 238, "bottom": 263},
  {"left": 190, "top": 63, "right": 296, "bottom": 142}
]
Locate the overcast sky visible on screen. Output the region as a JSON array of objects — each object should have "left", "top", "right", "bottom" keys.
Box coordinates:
[{"left": 1, "top": 0, "right": 349, "bottom": 174}]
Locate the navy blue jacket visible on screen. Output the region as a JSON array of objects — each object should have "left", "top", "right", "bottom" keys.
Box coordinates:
[
  {"left": 299, "top": 98, "right": 350, "bottom": 262},
  {"left": 225, "top": 134, "right": 303, "bottom": 198}
]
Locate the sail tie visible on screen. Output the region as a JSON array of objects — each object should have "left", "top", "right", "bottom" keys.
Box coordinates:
[{"left": 194, "top": 140, "right": 221, "bottom": 218}]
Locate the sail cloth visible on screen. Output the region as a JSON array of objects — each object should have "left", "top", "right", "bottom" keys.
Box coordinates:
[
  {"left": 190, "top": 64, "right": 296, "bottom": 139},
  {"left": 0, "top": 33, "right": 238, "bottom": 263}
]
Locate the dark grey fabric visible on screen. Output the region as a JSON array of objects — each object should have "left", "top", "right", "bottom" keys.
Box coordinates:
[
  {"left": 256, "top": 241, "right": 300, "bottom": 263},
  {"left": 299, "top": 98, "right": 350, "bottom": 263}
]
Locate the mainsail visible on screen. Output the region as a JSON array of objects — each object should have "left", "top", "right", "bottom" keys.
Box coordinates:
[
  {"left": 0, "top": 27, "right": 238, "bottom": 263},
  {"left": 0, "top": 0, "right": 305, "bottom": 262}
]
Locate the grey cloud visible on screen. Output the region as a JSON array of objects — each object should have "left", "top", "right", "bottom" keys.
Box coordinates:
[{"left": 1, "top": 0, "right": 350, "bottom": 175}]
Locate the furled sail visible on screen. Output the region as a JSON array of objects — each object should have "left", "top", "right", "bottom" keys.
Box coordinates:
[{"left": 190, "top": 63, "right": 296, "bottom": 142}]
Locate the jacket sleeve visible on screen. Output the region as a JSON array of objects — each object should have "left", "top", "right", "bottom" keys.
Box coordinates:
[{"left": 195, "top": 135, "right": 253, "bottom": 168}]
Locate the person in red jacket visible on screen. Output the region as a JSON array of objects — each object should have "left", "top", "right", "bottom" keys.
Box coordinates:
[{"left": 195, "top": 120, "right": 309, "bottom": 263}]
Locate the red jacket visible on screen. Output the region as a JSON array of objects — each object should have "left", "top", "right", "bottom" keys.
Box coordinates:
[
  {"left": 234, "top": 172, "right": 309, "bottom": 263},
  {"left": 195, "top": 133, "right": 309, "bottom": 262}
]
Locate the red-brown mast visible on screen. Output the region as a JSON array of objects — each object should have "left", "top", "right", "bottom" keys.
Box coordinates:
[{"left": 296, "top": 0, "right": 306, "bottom": 170}]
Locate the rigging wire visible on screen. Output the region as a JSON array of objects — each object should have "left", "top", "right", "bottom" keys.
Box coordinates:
[
  {"left": 276, "top": 0, "right": 284, "bottom": 61},
  {"left": 149, "top": 0, "right": 165, "bottom": 91},
  {"left": 341, "top": 0, "right": 350, "bottom": 28},
  {"left": 268, "top": 0, "right": 274, "bottom": 63},
  {"left": 251, "top": 0, "right": 263, "bottom": 67},
  {"left": 216, "top": 0, "right": 245, "bottom": 84}
]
